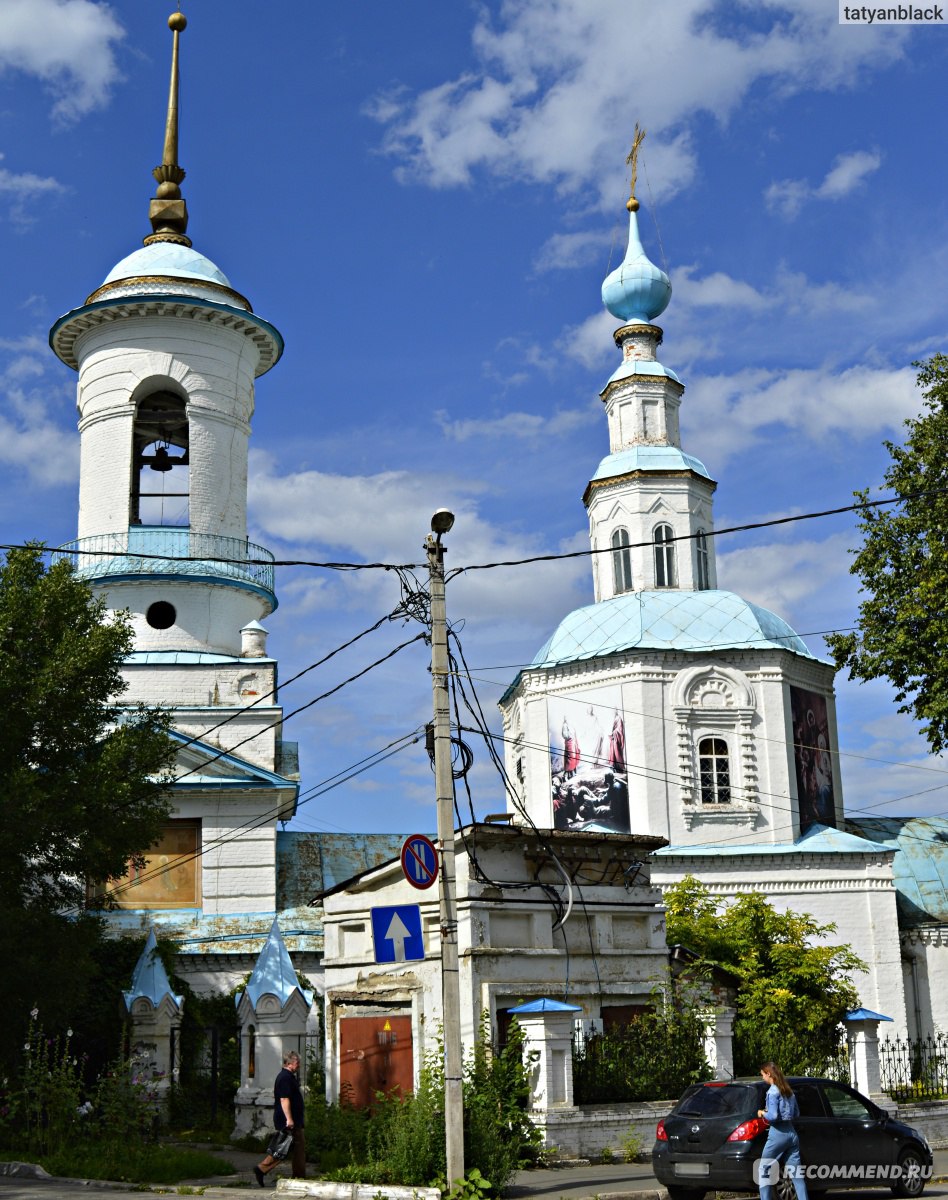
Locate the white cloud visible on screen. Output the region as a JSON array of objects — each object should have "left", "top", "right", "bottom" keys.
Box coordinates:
[
  {"left": 0, "top": 154, "right": 65, "bottom": 224},
  {"left": 248, "top": 452, "right": 591, "bottom": 637},
  {"left": 673, "top": 266, "right": 775, "bottom": 312},
  {"left": 368, "top": 0, "right": 904, "bottom": 206},
  {"left": 436, "top": 407, "right": 591, "bottom": 443},
  {"left": 687, "top": 363, "right": 919, "bottom": 466},
  {"left": 0, "top": 339, "right": 79, "bottom": 487},
  {"left": 766, "top": 149, "right": 882, "bottom": 218},
  {"left": 532, "top": 229, "right": 610, "bottom": 273},
  {"left": 0, "top": 0, "right": 125, "bottom": 122}
]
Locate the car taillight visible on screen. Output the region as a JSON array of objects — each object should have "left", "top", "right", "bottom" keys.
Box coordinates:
[
  {"left": 727, "top": 1117, "right": 768, "bottom": 1142},
  {"left": 656, "top": 1120, "right": 668, "bottom": 1141}
]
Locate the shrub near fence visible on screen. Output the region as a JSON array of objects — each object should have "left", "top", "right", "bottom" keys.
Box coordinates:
[
  {"left": 881, "top": 1032, "right": 948, "bottom": 1102},
  {"left": 572, "top": 1008, "right": 709, "bottom": 1104}
]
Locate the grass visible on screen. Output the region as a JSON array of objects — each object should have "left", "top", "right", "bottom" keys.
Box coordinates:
[{"left": 0, "top": 1143, "right": 236, "bottom": 1185}]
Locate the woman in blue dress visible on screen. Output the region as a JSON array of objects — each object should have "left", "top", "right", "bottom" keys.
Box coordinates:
[{"left": 757, "top": 1061, "right": 808, "bottom": 1200}]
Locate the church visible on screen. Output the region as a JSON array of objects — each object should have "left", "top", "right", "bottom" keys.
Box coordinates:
[{"left": 46, "top": 12, "right": 948, "bottom": 1104}]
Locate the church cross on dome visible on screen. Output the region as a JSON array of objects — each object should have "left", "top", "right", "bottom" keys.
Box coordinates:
[
  {"left": 625, "top": 122, "right": 645, "bottom": 214},
  {"left": 144, "top": 10, "right": 192, "bottom": 248}
]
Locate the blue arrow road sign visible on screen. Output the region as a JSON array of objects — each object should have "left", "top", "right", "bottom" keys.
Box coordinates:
[{"left": 371, "top": 904, "right": 425, "bottom": 964}]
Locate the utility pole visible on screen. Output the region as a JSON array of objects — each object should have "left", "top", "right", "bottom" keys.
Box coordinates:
[{"left": 426, "top": 509, "right": 465, "bottom": 1189}]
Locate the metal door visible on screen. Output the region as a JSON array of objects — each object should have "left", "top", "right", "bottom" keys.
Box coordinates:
[{"left": 339, "top": 1015, "right": 413, "bottom": 1108}]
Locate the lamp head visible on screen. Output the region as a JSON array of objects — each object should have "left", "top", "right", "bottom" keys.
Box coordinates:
[{"left": 431, "top": 508, "right": 455, "bottom": 537}]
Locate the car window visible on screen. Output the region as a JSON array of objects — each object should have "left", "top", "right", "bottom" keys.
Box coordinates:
[
  {"left": 675, "top": 1084, "right": 758, "bottom": 1117},
  {"left": 822, "top": 1084, "right": 874, "bottom": 1119},
  {"left": 794, "top": 1083, "right": 826, "bottom": 1118}
]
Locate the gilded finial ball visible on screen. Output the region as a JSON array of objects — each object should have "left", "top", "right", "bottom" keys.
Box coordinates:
[
  {"left": 626, "top": 196, "right": 640, "bottom": 213},
  {"left": 168, "top": 12, "right": 187, "bottom": 32}
]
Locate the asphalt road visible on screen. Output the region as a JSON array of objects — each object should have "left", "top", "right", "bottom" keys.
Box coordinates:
[{"left": 2, "top": 1149, "right": 948, "bottom": 1200}]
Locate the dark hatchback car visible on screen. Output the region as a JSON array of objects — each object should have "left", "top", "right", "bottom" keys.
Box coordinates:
[{"left": 652, "top": 1077, "right": 932, "bottom": 1200}]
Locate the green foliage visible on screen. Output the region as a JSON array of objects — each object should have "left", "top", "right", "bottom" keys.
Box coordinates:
[
  {"left": 307, "top": 1095, "right": 370, "bottom": 1172},
  {"left": 620, "top": 1130, "right": 645, "bottom": 1163},
  {"left": 665, "top": 876, "right": 866, "bottom": 1074},
  {"left": 0, "top": 1012, "right": 178, "bottom": 1181},
  {"left": 361, "top": 1044, "right": 446, "bottom": 1186},
  {"left": 572, "top": 1002, "right": 710, "bottom": 1103},
  {"left": 0, "top": 546, "right": 175, "bottom": 1073},
  {"left": 445, "top": 1167, "right": 492, "bottom": 1200},
  {"left": 463, "top": 1015, "right": 541, "bottom": 1185},
  {"left": 35, "top": 1143, "right": 232, "bottom": 1184},
  {"left": 321, "top": 1016, "right": 538, "bottom": 1194},
  {"left": 166, "top": 979, "right": 242, "bottom": 1136},
  {"left": 828, "top": 355, "right": 948, "bottom": 753}
]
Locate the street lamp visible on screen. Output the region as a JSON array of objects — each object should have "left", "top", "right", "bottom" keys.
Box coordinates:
[{"left": 425, "top": 510, "right": 464, "bottom": 1188}]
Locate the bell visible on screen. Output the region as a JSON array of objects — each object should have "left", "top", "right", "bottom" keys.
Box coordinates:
[{"left": 149, "top": 446, "right": 174, "bottom": 473}]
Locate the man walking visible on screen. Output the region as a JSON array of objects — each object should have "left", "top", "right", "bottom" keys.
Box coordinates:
[{"left": 254, "top": 1049, "right": 306, "bottom": 1185}]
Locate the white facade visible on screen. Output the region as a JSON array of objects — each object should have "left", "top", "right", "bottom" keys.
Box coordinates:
[
  {"left": 496, "top": 198, "right": 913, "bottom": 1039},
  {"left": 320, "top": 825, "right": 670, "bottom": 1104},
  {"left": 48, "top": 45, "right": 300, "bottom": 975}
]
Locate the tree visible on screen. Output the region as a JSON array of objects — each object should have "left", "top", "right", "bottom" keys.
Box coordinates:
[
  {"left": 665, "top": 876, "right": 865, "bottom": 1074},
  {"left": 0, "top": 546, "right": 175, "bottom": 1067},
  {"left": 827, "top": 355, "right": 948, "bottom": 753}
]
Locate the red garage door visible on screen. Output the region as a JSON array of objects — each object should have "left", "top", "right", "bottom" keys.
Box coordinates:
[{"left": 339, "top": 1015, "right": 413, "bottom": 1108}]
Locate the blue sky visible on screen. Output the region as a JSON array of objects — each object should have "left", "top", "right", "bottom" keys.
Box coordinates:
[{"left": 1, "top": 0, "right": 947, "bottom": 836}]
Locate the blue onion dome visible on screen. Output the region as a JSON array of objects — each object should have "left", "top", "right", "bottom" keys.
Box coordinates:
[{"left": 601, "top": 206, "right": 671, "bottom": 324}]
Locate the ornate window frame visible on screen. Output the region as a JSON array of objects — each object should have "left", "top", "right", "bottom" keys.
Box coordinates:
[{"left": 671, "top": 665, "right": 759, "bottom": 830}]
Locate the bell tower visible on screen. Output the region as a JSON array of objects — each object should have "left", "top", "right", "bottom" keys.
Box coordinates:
[
  {"left": 49, "top": 12, "right": 297, "bottom": 950},
  {"left": 50, "top": 10, "right": 282, "bottom": 657}
]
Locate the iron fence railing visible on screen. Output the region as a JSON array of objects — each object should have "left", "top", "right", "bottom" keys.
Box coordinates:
[
  {"left": 880, "top": 1032, "right": 948, "bottom": 1102},
  {"left": 53, "top": 527, "right": 275, "bottom": 596}
]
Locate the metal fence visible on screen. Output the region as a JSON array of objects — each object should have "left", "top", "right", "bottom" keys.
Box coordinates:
[
  {"left": 53, "top": 527, "right": 275, "bottom": 596},
  {"left": 880, "top": 1032, "right": 948, "bottom": 1102}
]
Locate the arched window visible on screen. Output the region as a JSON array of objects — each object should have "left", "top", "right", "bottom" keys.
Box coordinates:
[
  {"left": 612, "top": 527, "right": 633, "bottom": 594},
  {"left": 698, "top": 737, "right": 731, "bottom": 804},
  {"left": 695, "top": 529, "right": 710, "bottom": 591},
  {"left": 654, "top": 523, "right": 676, "bottom": 587},
  {"left": 131, "top": 391, "right": 190, "bottom": 527}
]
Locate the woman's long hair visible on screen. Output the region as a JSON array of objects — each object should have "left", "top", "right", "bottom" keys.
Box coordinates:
[{"left": 761, "top": 1061, "right": 793, "bottom": 1098}]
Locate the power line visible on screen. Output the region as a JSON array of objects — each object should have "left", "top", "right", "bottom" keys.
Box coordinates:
[{"left": 16, "top": 485, "right": 947, "bottom": 580}]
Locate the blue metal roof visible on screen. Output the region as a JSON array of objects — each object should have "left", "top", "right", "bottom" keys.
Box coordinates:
[
  {"left": 590, "top": 445, "right": 712, "bottom": 483},
  {"left": 123, "top": 928, "right": 183, "bottom": 1010},
  {"left": 102, "top": 242, "right": 234, "bottom": 290},
  {"left": 240, "top": 918, "right": 313, "bottom": 1009},
  {"left": 532, "top": 590, "right": 817, "bottom": 667},
  {"left": 848, "top": 816, "right": 948, "bottom": 927},
  {"left": 653, "top": 824, "right": 893, "bottom": 857},
  {"left": 602, "top": 359, "right": 682, "bottom": 389},
  {"left": 508, "top": 998, "right": 582, "bottom": 1013}
]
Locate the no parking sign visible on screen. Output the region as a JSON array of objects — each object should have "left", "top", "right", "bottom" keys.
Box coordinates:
[{"left": 401, "top": 834, "right": 439, "bottom": 889}]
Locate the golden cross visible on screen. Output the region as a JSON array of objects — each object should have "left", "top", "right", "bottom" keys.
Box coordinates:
[{"left": 626, "top": 124, "right": 646, "bottom": 204}]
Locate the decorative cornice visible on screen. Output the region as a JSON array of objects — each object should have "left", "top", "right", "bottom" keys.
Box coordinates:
[
  {"left": 50, "top": 294, "right": 283, "bottom": 376},
  {"left": 86, "top": 274, "right": 251, "bottom": 309},
  {"left": 584, "top": 468, "right": 717, "bottom": 507}
]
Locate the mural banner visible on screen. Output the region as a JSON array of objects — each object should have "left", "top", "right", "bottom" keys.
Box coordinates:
[
  {"left": 548, "top": 688, "right": 630, "bottom": 832},
  {"left": 789, "top": 685, "right": 836, "bottom": 832}
]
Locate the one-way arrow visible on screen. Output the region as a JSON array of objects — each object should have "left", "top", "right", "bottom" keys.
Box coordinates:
[{"left": 385, "top": 911, "right": 411, "bottom": 961}]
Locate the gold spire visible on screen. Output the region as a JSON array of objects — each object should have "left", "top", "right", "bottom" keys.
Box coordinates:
[
  {"left": 625, "top": 124, "right": 645, "bottom": 213},
  {"left": 144, "top": 11, "right": 191, "bottom": 247}
]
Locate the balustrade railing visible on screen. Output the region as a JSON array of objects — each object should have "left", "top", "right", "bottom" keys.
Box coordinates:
[{"left": 53, "top": 528, "right": 275, "bottom": 596}]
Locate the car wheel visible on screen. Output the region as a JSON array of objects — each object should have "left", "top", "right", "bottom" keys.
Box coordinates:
[
  {"left": 775, "top": 1170, "right": 797, "bottom": 1200},
  {"left": 667, "top": 1188, "right": 705, "bottom": 1200},
  {"left": 891, "top": 1147, "right": 928, "bottom": 1198}
]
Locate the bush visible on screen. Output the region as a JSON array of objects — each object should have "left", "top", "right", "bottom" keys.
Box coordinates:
[
  {"left": 322, "top": 1016, "right": 539, "bottom": 1194},
  {"left": 572, "top": 1005, "right": 710, "bottom": 1104}
]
